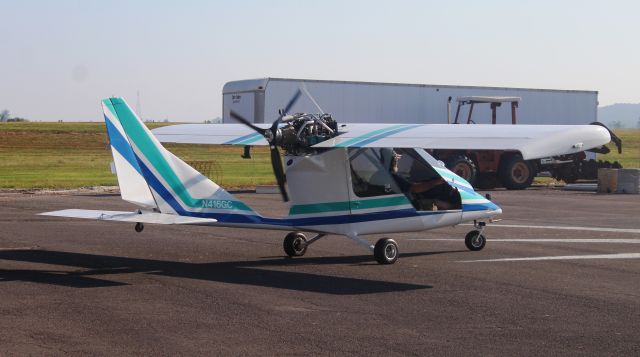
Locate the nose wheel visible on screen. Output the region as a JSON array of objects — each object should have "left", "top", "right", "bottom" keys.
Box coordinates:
[
  {"left": 465, "top": 230, "right": 486, "bottom": 251},
  {"left": 465, "top": 220, "right": 487, "bottom": 251}
]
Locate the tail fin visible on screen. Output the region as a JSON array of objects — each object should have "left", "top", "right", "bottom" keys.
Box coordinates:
[
  {"left": 103, "top": 99, "right": 156, "bottom": 208},
  {"left": 102, "top": 97, "right": 257, "bottom": 218}
]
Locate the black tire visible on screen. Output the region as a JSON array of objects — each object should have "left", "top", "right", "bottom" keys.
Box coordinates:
[
  {"left": 445, "top": 155, "right": 477, "bottom": 185},
  {"left": 498, "top": 155, "right": 535, "bottom": 190},
  {"left": 374, "top": 238, "right": 399, "bottom": 264},
  {"left": 553, "top": 163, "right": 580, "bottom": 184},
  {"left": 135, "top": 222, "right": 144, "bottom": 233},
  {"left": 464, "top": 230, "right": 486, "bottom": 251},
  {"left": 283, "top": 232, "right": 307, "bottom": 257}
]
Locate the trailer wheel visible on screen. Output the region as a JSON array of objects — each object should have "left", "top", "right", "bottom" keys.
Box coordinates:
[
  {"left": 445, "top": 155, "right": 477, "bottom": 185},
  {"left": 498, "top": 155, "right": 535, "bottom": 190}
]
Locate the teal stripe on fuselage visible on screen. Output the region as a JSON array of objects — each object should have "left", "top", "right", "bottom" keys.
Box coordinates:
[
  {"left": 289, "top": 195, "right": 411, "bottom": 215},
  {"left": 459, "top": 190, "right": 485, "bottom": 201}
]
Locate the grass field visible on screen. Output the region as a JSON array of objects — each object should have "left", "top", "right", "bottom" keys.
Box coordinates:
[
  {"left": 0, "top": 122, "right": 274, "bottom": 189},
  {"left": 0, "top": 123, "right": 638, "bottom": 189},
  {"left": 604, "top": 128, "right": 640, "bottom": 168}
]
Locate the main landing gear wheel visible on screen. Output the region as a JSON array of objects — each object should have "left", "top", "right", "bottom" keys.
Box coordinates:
[
  {"left": 374, "top": 238, "right": 399, "bottom": 265},
  {"left": 283, "top": 232, "right": 307, "bottom": 257},
  {"left": 465, "top": 230, "right": 486, "bottom": 251},
  {"left": 135, "top": 222, "right": 144, "bottom": 233}
]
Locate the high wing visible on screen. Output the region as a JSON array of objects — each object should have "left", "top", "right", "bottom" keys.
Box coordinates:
[
  {"left": 311, "top": 123, "right": 611, "bottom": 160},
  {"left": 152, "top": 122, "right": 611, "bottom": 160},
  {"left": 153, "top": 123, "right": 270, "bottom": 145}
]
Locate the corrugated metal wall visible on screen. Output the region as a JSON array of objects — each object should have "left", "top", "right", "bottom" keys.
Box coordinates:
[{"left": 223, "top": 78, "right": 597, "bottom": 125}]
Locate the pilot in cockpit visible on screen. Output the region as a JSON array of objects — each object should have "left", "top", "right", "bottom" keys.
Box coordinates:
[{"left": 381, "top": 148, "right": 458, "bottom": 211}]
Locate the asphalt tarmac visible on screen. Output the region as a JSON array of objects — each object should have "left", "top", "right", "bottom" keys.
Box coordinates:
[{"left": 0, "top": 189, "right": 638, "bottom": 355}]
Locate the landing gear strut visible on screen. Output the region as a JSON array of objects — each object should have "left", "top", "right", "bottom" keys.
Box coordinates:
[
  {"left": 465, "top": 221, "right": 486, "bottom": 251},
  {"left": 344, "top": 234, "right": 400, "bottom": 265},
  {"left": 283, "top": 232, "right": 402, "bottom": 265}
]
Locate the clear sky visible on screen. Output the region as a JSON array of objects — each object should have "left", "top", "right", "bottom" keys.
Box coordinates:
[{"left": 1, "top": 0, "right": 639, "bottom": 122}]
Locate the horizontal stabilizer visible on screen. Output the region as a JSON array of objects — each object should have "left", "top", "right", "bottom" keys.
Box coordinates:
[{"left": 40, "top": 209, "right": 217, "bottom": 225}]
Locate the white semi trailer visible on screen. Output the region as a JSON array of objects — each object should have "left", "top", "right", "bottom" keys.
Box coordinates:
[
  {"left": 223, "top": 77, "right": 598, "bottom": 125},
  {"left": 222, "top": 78, "right": 620, "bottom": 188}
]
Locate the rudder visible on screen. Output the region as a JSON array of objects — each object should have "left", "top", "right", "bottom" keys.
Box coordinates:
[{"left": 103, "top": 99, "right": 157, "bottom": 208}]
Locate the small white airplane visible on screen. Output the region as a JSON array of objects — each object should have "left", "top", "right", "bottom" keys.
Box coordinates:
[{"left": 42, "top": 93, "right": 611, "bottom": 264}]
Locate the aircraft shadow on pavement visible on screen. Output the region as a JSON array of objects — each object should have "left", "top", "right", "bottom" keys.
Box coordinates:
[{"left": 0, "top": 249, "right": 448, "bottom": 295}]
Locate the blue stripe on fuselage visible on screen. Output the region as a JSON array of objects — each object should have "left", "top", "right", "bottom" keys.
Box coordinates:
[{"left": 135, "top": 157, "right": 463, "bottom": 227}]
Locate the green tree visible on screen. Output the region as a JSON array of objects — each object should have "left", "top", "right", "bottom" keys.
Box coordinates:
[{"left": 0, "top": 110, "right": 9, "bottom": 122}]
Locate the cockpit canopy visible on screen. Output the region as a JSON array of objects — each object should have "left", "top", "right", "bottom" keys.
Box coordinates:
[{"left": 348, "top": 148, "right": 461, "bottom": 211}]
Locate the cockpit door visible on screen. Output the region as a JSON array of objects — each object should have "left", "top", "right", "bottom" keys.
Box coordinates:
[
  {"left": 403, "top": 148, "right": 463, "bottom": 224},
  {"left": 346, "top": 148, "right": 412, "bottom": 213}
]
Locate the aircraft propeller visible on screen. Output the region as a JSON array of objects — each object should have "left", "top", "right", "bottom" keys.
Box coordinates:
[{"left": 229, "top": 89, "right": 302, "bottom": 202}]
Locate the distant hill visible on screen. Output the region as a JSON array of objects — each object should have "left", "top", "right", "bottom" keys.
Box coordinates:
[{"left": 598, "top": 103, "right": 640, "bottom": 128}]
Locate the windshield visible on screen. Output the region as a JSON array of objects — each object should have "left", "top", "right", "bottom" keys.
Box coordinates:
[{"left": 348, "top": 148, "right": 461, "bottom": 211}]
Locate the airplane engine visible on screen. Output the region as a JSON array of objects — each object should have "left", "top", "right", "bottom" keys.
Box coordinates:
[{"left": 278, "top": 113, "right": 339, "bottom": 155}]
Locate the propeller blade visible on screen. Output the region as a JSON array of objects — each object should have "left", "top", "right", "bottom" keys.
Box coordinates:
[
  {"left": 281, "top": 89, "right": 302, "bottom": 117},
  {"left": 269, "top": 89, "right": 303, "bottom": 137},
  {"left": 269, "top": 145, "right": 289, "bottom": 202},
  {"left": 233, "top": 90, "right": 299, "bottom": 202},
  {"left": 230, "top": 110, "right": 266, "bottom": 134}
]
